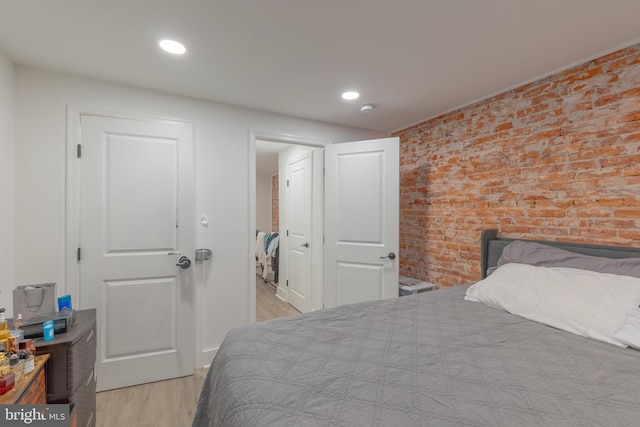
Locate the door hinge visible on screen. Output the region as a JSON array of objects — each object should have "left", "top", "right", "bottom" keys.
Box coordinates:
[
  {"left": 77, "top": 247, "right": 81, "bottom": 262},
  {"left": 286, "top": 280, "right": 289, "bottom": 287},
  {"left": 286, "top": 230, "right": 289, "bottom": 236},
  {"left": 77, "top": 144, "right": 82, "bottom": 158},
  {"left": 286, "top": 179, "right": 289, "bottom": 187}
]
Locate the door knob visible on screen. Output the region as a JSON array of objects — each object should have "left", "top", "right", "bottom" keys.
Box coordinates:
[
  {"left": 300, "top": 242, "right": 310, "bottom": 248},
  {"left": 380, "top": 252, "right": 396, "bottom": 260},
  {"left": 176, "top": 256, "right": 192, "bottom": 269}
]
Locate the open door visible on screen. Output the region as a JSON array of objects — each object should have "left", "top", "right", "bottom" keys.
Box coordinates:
[{"left": 324, "top": 137, "right": 399, "bottom": 308}]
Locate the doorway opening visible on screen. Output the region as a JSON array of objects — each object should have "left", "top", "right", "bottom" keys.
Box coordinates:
[
  {"left": 250, "top": 133, "right": 400, "bottom": 323},
  {"left": 251, "top": 132, "right": 327, "bottom": 323},
  {"left": 255, "top": 139, "right": 297, "bottom": 322}
]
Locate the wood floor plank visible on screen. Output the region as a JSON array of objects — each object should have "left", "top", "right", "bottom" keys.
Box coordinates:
[
  {"left": 256, "top": 275, "right": 300, "bottom": 322},
  {"left": 96, "top": 368, "right": 207, "bottom": 427}
]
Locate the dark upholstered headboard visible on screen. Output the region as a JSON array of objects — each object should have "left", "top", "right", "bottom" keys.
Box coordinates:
[{"left": 480, "top": 229, "right": 640, "bottom": 279}]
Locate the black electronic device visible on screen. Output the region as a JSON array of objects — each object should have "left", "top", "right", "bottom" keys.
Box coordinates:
[{"left": 21, "top": 310, "right": 76, "bottom": 339}]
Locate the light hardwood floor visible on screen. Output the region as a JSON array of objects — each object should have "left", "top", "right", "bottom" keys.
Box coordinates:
[
  {"left": 256, "top": 276, "right": 300, "bottom": 321},
  {"left": 96, "top": 276, "right": 300, "bottom": 427},
  {"left": 96, "top": 369, "right": 208, "bottom": 427}
]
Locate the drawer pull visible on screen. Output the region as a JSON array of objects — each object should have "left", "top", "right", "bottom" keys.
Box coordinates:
[{"left": 85, "top": 328, "right": 95, "bottom": 344}]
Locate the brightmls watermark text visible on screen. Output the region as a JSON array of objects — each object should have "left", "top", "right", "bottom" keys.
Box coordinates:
[{"left": 1, "top": 405, "right": 70, "bottom": 426}]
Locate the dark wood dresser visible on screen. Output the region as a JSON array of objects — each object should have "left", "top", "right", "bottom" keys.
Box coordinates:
[
  {"left": 0, "top": 354, "right": 49, "bottom": 404},
  {"left": 34, "top": 309, "right": 96, "bottom": 427}
]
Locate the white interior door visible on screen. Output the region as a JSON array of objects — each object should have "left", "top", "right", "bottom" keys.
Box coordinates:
[
  {"left": 79, "top": 114, "right": 195, "bottom": 391},
  {"left": 324, "top": 137, "right": 399, "bottom": 308},
  {"left": 285, "top": 152, "right": 313, "bottom": 312}
]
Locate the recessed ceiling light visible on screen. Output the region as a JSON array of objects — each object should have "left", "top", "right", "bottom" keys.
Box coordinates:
[
  {"left": 159, "top": 39, "right": 186, "bottom": 55},
  {"left": 341, "top": 91, "right": 360, "bottom": 100}
]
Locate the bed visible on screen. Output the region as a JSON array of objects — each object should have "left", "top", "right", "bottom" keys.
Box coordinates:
[{"left": 193, "top": 230, "right": 640, "bottom": 426}]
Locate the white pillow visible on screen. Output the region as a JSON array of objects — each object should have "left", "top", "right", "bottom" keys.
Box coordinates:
[
  {"left": 614, "top": 308, "right": 640, "bottom": 349},
  {"left": 465, "top": 263, "right": 640, "bottom": 346}
]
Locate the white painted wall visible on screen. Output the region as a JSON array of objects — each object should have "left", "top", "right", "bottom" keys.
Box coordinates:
[
  {"left": 0, "top": 52, "right": 15, "bottom": 315},
  {"left": 256, "top": 173, "right": 273, "bottom": 233},
  {"left": 14, "top": 66, "right": 386, "bottom": 367}
]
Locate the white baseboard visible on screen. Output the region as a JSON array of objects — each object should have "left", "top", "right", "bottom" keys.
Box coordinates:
[
  {"left": 197, "top": 347, "right": 218, "bottom": 369},
  {"left": 276, "top": 285, "right": 288, "bottom": 302}
]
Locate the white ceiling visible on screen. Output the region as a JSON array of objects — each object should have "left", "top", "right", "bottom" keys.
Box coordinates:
[{"left": 1, "top": 1, "right": 640, "bottom": 133}]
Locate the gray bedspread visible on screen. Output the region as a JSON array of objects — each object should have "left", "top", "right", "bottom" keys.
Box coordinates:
[{"left": 193, "top": 285, "right": 640, "bottom": 426}]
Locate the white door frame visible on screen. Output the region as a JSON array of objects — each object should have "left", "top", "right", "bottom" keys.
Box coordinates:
[{"left": 248, "top": 130, "right": 329, "bottom": 322}]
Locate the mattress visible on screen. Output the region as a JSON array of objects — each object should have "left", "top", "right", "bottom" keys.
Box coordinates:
[{"left": 193, "top": 284, "right": 640, "bottom": 426}]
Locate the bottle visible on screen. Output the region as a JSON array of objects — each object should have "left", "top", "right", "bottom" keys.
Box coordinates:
[
  {"left": 43, "top": 320, "right": 55, "bottom": 341},
  {"left": 0, "top": 308, "right": 7, "bottom": 331},
  {"left": 11, "top": 314, "right": 25, "bottom": 345},
  {"left": 0, "top": 345, "right": 7, "bottom": 368},
  {"left": 0, "top": 364, "right": 14, "bottom": 395},
  {"left": 13, "top": 314, "right": 25, "bottom": 331},
  {"left": 19, "top": 349, "right": 34, "bottom": 375},
  {"left": 9, "top": 353, "right": 24, "bottom": 382},
  {"left": 0, "top": 309, "right": 8, "bottom": 350}
]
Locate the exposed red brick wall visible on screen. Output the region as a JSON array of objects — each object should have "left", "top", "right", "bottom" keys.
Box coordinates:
[
  {"left": 393, "top": 44, "right": 640, "bottom": 287},
  {"left": 272, "top": 174, "right": 279, "bottom": 232}
]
